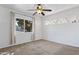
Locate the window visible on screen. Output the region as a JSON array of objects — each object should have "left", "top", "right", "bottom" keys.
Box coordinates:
[
  {"left": 25, "top": 20, "right": 32, "bottom": 32},
  {"left": 16, "top": 18, "right": 24, "bottom": 32},
  {"left": 16, "top": 18, "right": 32, "bottom": 32}
]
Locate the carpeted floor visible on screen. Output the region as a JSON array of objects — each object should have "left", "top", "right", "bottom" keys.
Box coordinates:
[{"left": 0, "top": 39, "right": 79, "bottom": 55}]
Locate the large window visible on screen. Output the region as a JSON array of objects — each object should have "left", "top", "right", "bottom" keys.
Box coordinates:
[{"left": 16, "top": 18, "right": 32, "bottom": 32}]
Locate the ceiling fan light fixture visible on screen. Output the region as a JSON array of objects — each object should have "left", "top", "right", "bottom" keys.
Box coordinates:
[
  {"left": 37, "top": 4, "right": 43, "bottom": 9},
  {"left": 38, "top": 6, "right": 42, "bottom": 9},
  {"left": 37, "top": 10, "right": 42, "bottom": 14}
]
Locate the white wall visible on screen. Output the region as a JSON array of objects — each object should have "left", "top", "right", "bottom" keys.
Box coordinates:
[
  {"left": 42, "top": 6, "right": 79, "bottom": 47},
  {"left": 0, "top": 6, "right": 34, "bottom": 48},
  {"left": 16, "top": 32, "right": 32, "bottom": 44},
  {"left": 34, "top": 16, "right": 43, "bottom": 40},
  {"left": 0, "top": 6, "right": 11, "bottom": 48}
]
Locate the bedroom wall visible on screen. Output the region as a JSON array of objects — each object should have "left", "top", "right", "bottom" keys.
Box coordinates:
[
  {"left": 34, "top": 15, "right": 43, "bottom": 40},
  {"left": 42, "top": 6, "right": 79, "bottom": 47},
  {"left": 0, "top": 6, "right": 11, "bottom": 48},
  {"left": 0, "top": 6, "right": 35, "bottom": 48}
]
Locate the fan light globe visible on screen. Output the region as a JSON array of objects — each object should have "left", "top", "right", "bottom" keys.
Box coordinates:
[{"left": 37, "top": 10, "right": 42, "bottom": 14}]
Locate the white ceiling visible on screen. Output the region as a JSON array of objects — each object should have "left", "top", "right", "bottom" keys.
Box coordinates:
[{"left": 1, "top": 4, "right": 79, "bottom": 16}]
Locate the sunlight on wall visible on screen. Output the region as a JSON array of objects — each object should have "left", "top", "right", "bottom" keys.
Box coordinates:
[{"left": 44, "top": 16, "right": 79, "bottom": 25}]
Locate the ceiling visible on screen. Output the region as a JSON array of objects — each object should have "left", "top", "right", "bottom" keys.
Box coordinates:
[{"left": 1, "top": 4, "right": 79, "bottom": 16}]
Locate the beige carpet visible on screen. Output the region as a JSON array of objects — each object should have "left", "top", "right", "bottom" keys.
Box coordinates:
[{"left": 0, "top": 39, "right": 79, "bottom": 55}]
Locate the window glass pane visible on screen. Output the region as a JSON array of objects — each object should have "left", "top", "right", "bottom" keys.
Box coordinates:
[
  {"left": 16, "top": 18, "right": 24, "bottom": 32},
  {"left": 25, "top": 20, "right": 32, "bottom": 32}
]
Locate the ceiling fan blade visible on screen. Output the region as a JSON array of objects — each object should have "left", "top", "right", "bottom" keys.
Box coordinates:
[
  {"left": 38, "top": 4, "right": 41, "bottom": 6},
  {"left": 41, "top": 12, "right": 45, "bottom": 16},
  {"left": 43, "top": 9, "right": 52, "bottom": 11},
  {"left": 33, "top": 12, "right": 37, "bottom": 16}
]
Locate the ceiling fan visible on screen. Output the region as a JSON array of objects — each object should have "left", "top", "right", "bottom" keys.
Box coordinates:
[{"left": 27, "top": 4, "right": 52, "bottom": 16}]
